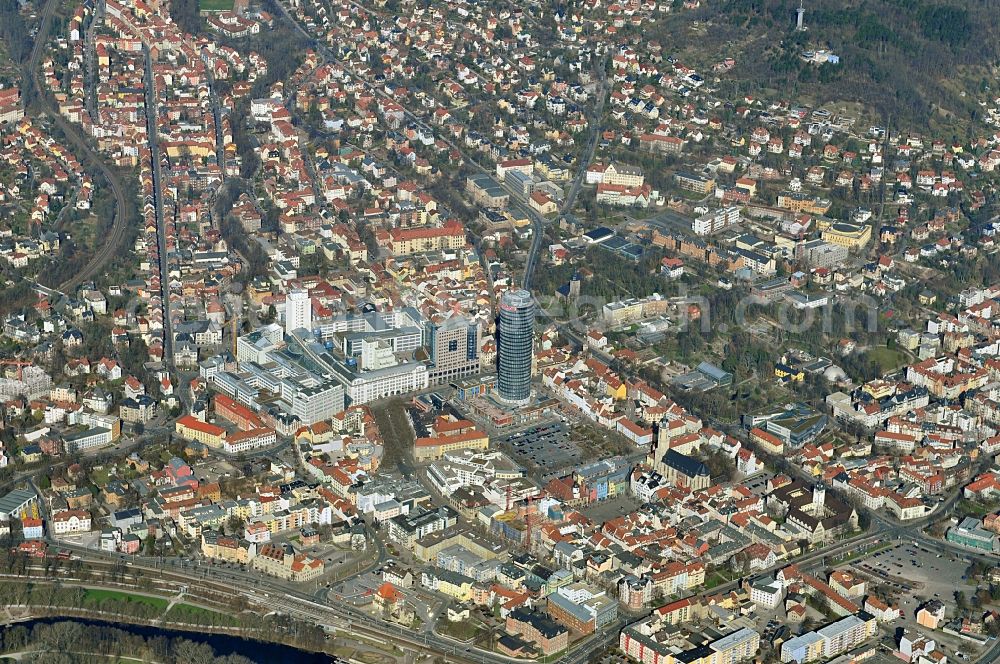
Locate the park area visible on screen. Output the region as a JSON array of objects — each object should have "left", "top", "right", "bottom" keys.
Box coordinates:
[{"left": 198, "top": 0, "right": 235, "bottom": 12}]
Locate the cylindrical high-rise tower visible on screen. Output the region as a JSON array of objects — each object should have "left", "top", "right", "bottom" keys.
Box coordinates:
[{"left": 497, "top": 289, "right": 535, "bottom": 405}]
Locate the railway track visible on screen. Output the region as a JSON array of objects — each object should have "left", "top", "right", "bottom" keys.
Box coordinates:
[{"left": 26, "top": 0, "right": 132, "bottom": 293}]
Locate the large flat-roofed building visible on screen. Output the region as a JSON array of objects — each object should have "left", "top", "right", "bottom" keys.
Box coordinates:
[
  {"left": 780, "top": 613, "right": 877, "bottom": 662},
  {"left": 466, "top": 173, "right": 510, "bottom": 208},
  {"left": 388, "top": 506, "right": 458, "bottom": 548},
  {"left": 696, "top": 361, "right": 733, "bottom": 386},
  {"left": 63, "top": 427, "right": 114, "bottom": 453},
  {"left": 315, "top": 308, "right": 426, "bottom": 344},
  {"left": 620, "top": 617, "right": 760, "bottom": 664},
  {"left": 693, "top": 206, "right": 741, "bottom": 235},
  {"left": 236, "top": 326, "right": 283, "bottom": 364},
  {"left": 751, "top": 277, "right": 794, "bottom": 302},
  {"left": 800, "top": 239, "right": 848, "bottom": 268},
  {"left": 547, "top": 582, "right": 618, "bottom": 634},
  {"left": 744, "top": 403, "right": 826, "bottom": 448},
  {"left": 324, "top": 353, "right": 428, "bottom": 405},
  {"left": 211, "top": 370, "right": 261, "bottom": 408},
  {"left": 0, "top": 488, "right": 37, "bottom": 521},
  {"left": 505, "top": 169, "right": 535, "bottom": 197},
  {"left": 582, "top": 226, "right": 615, "bottom": 244},
  {"left": 947, "top": 517, "right": 998, "bottom": 551},
  {"left": 342, "top": 326, "right": 422, "bottom": 357},
  {"left": 603, "top": 298, "right": 645, "bottom": 324},
  {"left": 287, "top": 380, "right": 345, "bottom": 424},
  {"left": 674, "top": 171, "right": 715, "bottom": 195},
  {"left": 275, "top": 334, "right": 425, "bottom": 406}
]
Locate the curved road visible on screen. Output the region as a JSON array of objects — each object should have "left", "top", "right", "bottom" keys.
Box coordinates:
[{"left": 26, "top": 0, "right": 132, "bottom": 293}]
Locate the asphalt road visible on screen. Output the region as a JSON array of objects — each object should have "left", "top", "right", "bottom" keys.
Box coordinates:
[
  {"left": 26, "top": 0, "right": 133, "bottom": 293},
  {"left": 143, "top": 46, "right": 174, "bottom": 364}
]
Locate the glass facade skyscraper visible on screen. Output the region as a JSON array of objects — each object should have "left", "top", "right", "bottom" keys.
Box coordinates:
[{"left": 497, "top": 289, "right": 535, "bottom": 405}]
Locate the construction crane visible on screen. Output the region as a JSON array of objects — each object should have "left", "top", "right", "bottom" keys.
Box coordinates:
[
  {"left": 231, "top": 315, "right": 239, "bottom": 356},
  {"left": 0, "top": 360, "right": 32, "bottom": 381},
  {"left": 522, "top": 494, "right": 540, "bottom": 553}
]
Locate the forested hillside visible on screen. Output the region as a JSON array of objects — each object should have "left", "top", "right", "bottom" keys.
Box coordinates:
[{"left": 664, "top": 0, "right": 999, "bottom": 128}]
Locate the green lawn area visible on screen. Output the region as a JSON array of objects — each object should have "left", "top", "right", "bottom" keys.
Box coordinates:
[
  {"left": 863, "top": 346, "right": 909, "bottom": 373},
  {"left": 437, "top": 619, "right": 482, "bottom": 642},
  {"left": 164, "top": 603, "right": 237, "bottom": 625},
  {"left": 703, "top": 570, "right": 733, "bottom": 590},
  {"left": 958, "top": 499, "right": 995, "bottom": 517},
  {"left": 331, "top": 634, "right": 403, "bottom": 657},
  {"left": 199, "top": 0, "right": 235, "bottom": 11},
  {"left": 83, "top": 588, "right": 168, "bottom": 611},
  {"left": 89, "top": 468, "right": 111, "bottom": 487},
  {"left": 332, "top": 649, "right": 384, "bottom": 664},
  {"left": 537, "top": 647, "right": 570, "bottom": 663}
]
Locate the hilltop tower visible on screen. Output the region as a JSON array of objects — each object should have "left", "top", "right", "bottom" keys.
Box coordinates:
[{"left": 796, "top": 0, "right": 806, "bottom": 31}]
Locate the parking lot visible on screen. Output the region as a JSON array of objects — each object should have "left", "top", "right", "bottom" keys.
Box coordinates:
[
  {"left": 741, "top": 471, "right": 774, "bottom": 497},
  {"left": 191, "top": 457, "right": 240, "bottom": 483},
  {"left": 498, "top": 421, "right": 585, "bottom": 475},
  {"left": 853, "top": 542, "right": 988, "bottom": 660},
  {"left": 334, "top": 568, "right": 383, "bottom": 605},
  {"left": 580, "top": 494, "right": 642, "bottom": 525},
  {"left": 856, "top": 542, "right": 975, "bottom": 601}
]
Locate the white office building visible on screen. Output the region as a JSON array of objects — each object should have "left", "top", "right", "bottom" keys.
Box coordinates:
[
  {"left": 693, "top": 206, "right": 741, "bottom": 235},
  {"left": 286, "top": 380, "right": 346, "bottom": 424},
  {"left": 285, "top": 289, "right": 312, "bottom": 337},
  {"left": 337, "top": 361, "right": 429, "bottom": 404}
]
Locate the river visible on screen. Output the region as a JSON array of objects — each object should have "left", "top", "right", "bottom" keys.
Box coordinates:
[{"left": 5, "top": 617, "right": 335, "bottom": 663}]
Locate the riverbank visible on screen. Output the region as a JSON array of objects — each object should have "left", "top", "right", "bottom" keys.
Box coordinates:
[
  {"left": 0, "top": 615, "right": 333, "bottom": 663},
  {"left": 0, "top": 577, "right": 412, "bottom": 663}
]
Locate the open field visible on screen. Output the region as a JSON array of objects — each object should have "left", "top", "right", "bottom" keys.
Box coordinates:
[
  {"left": 198, "top": 0, "right": 235, "bottom": 11},
  {"left": 83, "top": 588, "right": 169, "bottom": 611},
  {"left": 164, "top": 602, "right": 238, "bottom": 625},
  {"left": 863, "top": 346, "right": 910, "bottom": 373}
]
